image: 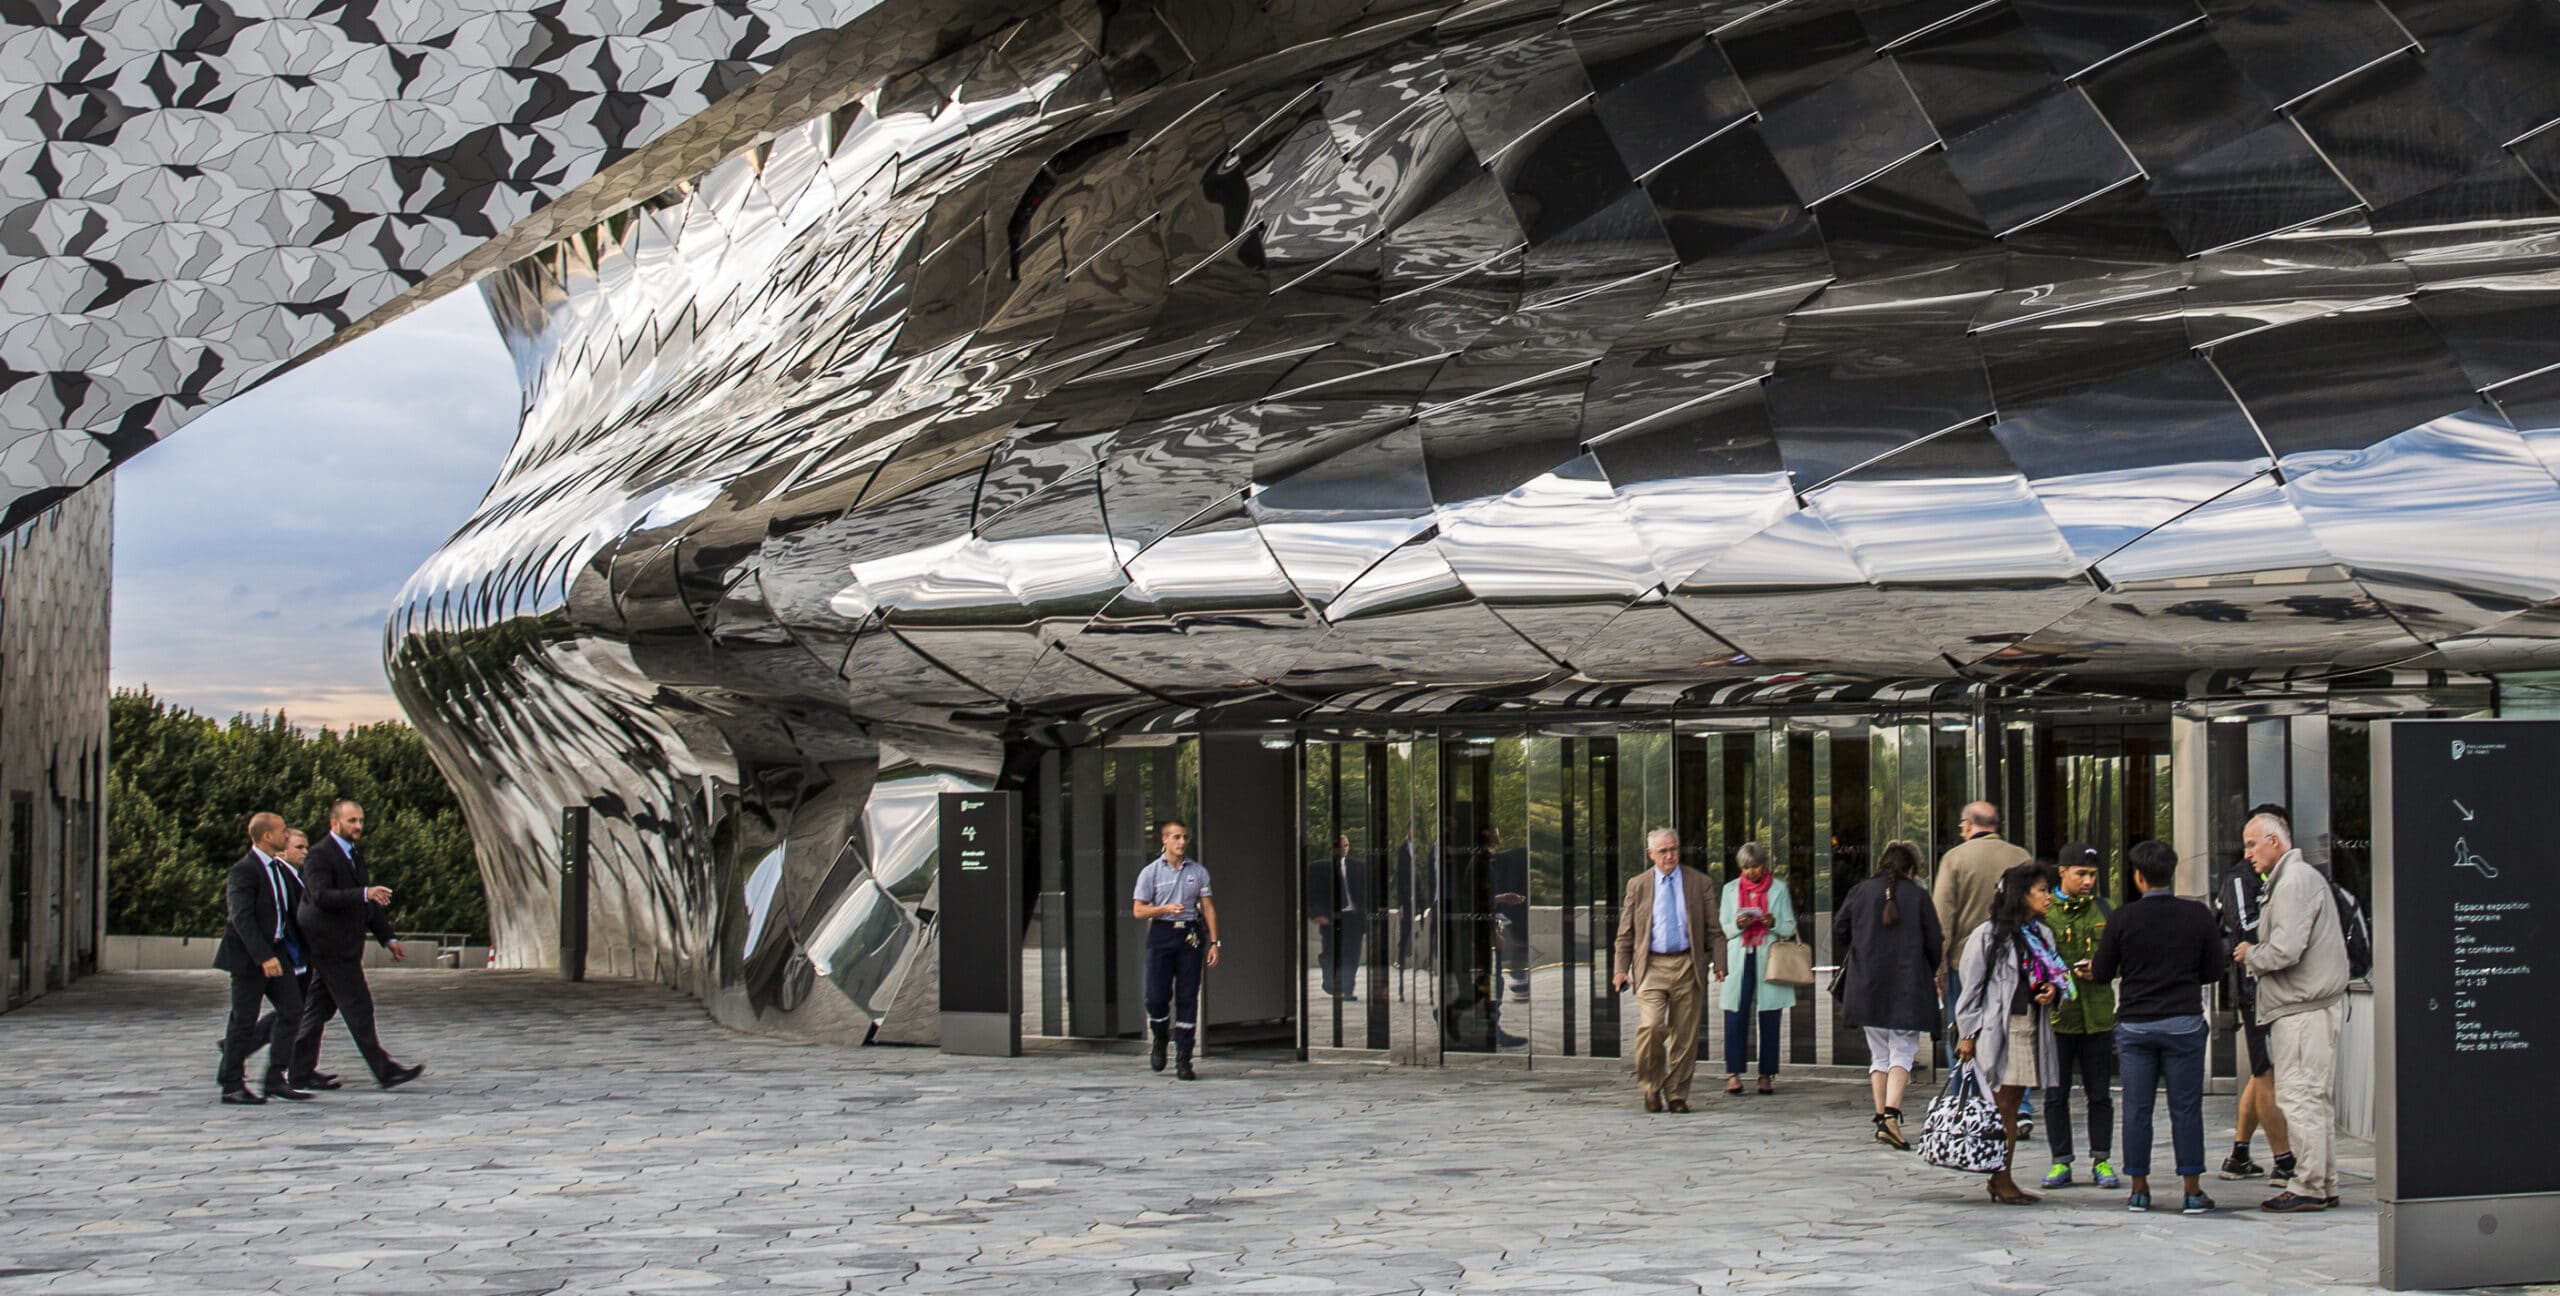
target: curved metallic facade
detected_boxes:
[0,0,1054,526]
[376,0,2560,1035]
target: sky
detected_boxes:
[109,292,522,730]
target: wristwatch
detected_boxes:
[1211,940,1223,947]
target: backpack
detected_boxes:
[2329,880,2373,981]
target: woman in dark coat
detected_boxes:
[1835,839,1944,1150]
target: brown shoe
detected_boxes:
[1667,1098,1691,1113]
[1643,1090,1663,1113]
[1758,1077,1776,1095]
[1725,1075,1743,1095]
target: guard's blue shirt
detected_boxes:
[1650,866,1690,954]
[1133,856,1211,922]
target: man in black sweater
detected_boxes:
[2091,840,2226,1215]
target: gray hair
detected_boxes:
[1646,827,1678,850]
[1735,841,1768,870]
[2246,812,2293,849]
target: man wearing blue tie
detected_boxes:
[1612,828,1724,1113]
[211,812,312,1105]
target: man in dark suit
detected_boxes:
[1306,834,1368,1001]
[213,812,314,1104]
[292,799,424,1090]
[247,829,345,1088]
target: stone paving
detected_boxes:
[0,971,2523,1295]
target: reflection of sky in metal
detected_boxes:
[370,0,2560,1035]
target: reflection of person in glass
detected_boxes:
[1130,819,1219,1080]
[1308,833,1367,1001]
[1720,842,1797,1094]
[1487,826,1530,1004]
[1613,828,1723,1112]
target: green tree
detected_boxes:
[107,687,488,940]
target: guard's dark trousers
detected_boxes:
[293,957,394,1082]
[218,967,305,1091]
[1143,923,1205,1056]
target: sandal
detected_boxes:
[1874,1110,1909,1150]
[1758,1077,1775,1095]
[1725,1075,1743,1095]
[1987,1177,2040,1206]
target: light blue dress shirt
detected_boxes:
[1651,867,1690,953]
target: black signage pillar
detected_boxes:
[2374,719,2560,1289]
[559,806,590,983]
[938,790,1021,1056]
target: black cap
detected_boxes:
[2058,841,2100,866]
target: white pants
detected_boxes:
[1865,1027,1924,1074]
[2268,1001,2343,1199]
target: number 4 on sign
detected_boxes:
[961,826,977,841]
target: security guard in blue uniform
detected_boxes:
[1131,818,1220,1080]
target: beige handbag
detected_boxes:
[1764,934,1816,988]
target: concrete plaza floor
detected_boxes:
[0,971,2513,1295]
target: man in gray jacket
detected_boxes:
[2232,811,2350,1212]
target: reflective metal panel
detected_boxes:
[336,0,2560,1038]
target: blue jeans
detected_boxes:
[1724,950,1781,1076]
[2116,1015,2207,1178]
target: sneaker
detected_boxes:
[2042,1163,2074,1190]
[2325,1196,2342,1209]
[2183,1191,2217,1215]
[2093,1160,2121,1189]
[2261,1192,2327,1213]
[2219,1153,2266,1180]
[2269,1154,2296,1189]
[2126,1190,2151,1211]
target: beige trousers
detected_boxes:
[1634,951,1703,1102]
[2268,1001,2343,1198]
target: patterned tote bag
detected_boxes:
[1915,1061,2007,1173]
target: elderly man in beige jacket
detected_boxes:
[1932,802,2029,1063]
[1614,828,1725,1114]
[2233,811,2350,1213]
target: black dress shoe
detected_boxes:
[221,1089,267,1106]
[263,1081,315,1101]
[292,1073,343,1091]
[378,1062,425,1090]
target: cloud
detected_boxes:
[112,292,521,729]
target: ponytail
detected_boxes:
[1877,840,1921,928]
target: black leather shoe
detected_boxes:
[263,1081,314,1101]
[220,1089,267,1106]
[378,1063,425,1090]
[1175,1055,1198,1081]
[293,1073,344,1091]
[1149,1039,1167,1072]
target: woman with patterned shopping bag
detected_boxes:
[1953,860,2068,1204]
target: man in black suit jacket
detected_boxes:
[1306,834,1369,1000]
[291,799,423,1089]
[212,812,313,1104]
[247,829,345,1086]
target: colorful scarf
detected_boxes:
[2020,924,2076,1001]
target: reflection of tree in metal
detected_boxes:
[362,0,2560,1038]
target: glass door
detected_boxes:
[1440,732,1527,1056]
[1302,736,1435,1060]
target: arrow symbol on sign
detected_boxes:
[2454,798,2475,821]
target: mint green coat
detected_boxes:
[1719,877,1799,1014]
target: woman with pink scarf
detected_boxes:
[1718,841,1798,1095]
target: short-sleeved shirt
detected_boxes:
[1133,856,1212,922]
